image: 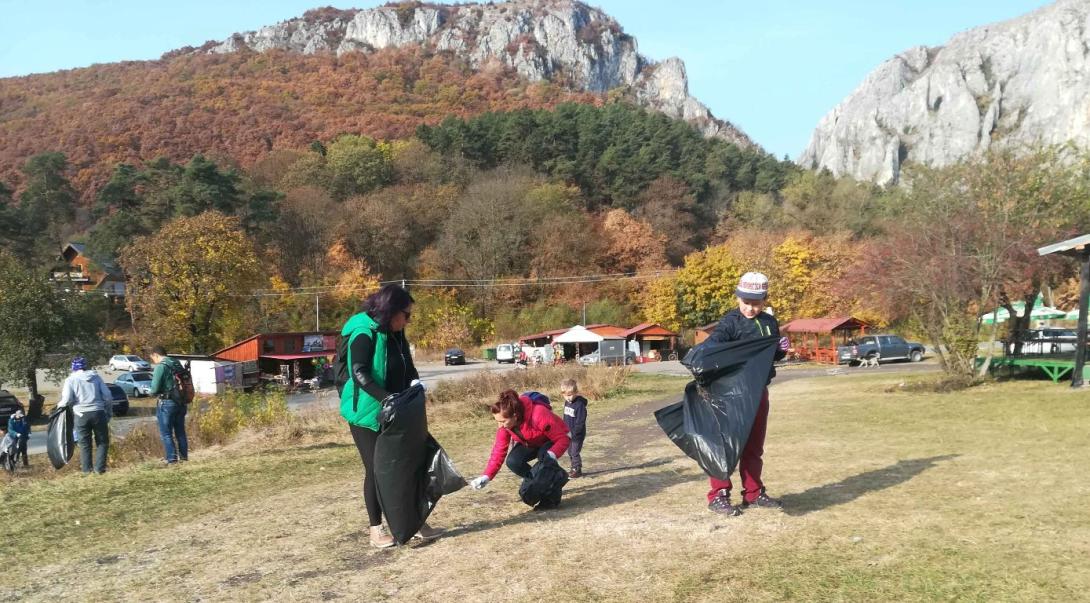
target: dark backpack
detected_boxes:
[170,362,195,405]
[521,391,552,409]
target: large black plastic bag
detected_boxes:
[655,336,778,480]
[374,385,465,543]
[518,449,569,508]
[681,335,778,386]
[47,405,75,469]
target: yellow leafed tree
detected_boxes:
[120,212,263,353]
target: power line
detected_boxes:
[237,269,678,298]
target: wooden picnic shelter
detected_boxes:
[781,317,869,364]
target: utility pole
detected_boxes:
[315,294,320,331]
[582,300,587,326]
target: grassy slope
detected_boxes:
[3,372,1089,601]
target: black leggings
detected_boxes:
[349,424,383,527]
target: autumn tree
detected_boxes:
[638,273,682,331]
[409,289,493,350]
[673,244,746,327]
[598,209,669,273]
[120,212,264,353]
[434,167,543,283]
[858,148,1090,376]
[634,175,708,265]
[339,184,457,279]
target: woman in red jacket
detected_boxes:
[469,390,571,493]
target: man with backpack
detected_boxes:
[149,346,192,464]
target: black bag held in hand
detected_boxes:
[656,336,778,480]
[374,384,465,543]
[46,405,75,469]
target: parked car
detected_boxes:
[837,334,925,365]
[114,371,154,397]
[106,383,129,417]
[109,355,151,372]
[444,348,466,366]
[1020,328,1078,354]
[0,390,25,425]
[578,349,638,367]
[496,343,517,364]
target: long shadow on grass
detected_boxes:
[780,454,959,516]
[442,461,698,539]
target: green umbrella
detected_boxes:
[1030,306,1067,320]
[980,308,1011,325]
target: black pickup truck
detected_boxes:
[837,334,925,365]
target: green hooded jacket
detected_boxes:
[339,312,387,431]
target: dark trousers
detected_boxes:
[75,410,110,474]
[14,435,27,466]
[157,399,188,463]
[349,424,384,527]
[506,442,552,479]
[708,388,770,503]
[568,435,585,472]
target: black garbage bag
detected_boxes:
[518,448,569,508]
[47,405,75,470]
[681,335,779,386]
[374,385,465,543]
[655,336,778,480]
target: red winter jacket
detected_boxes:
[483,395,571,479]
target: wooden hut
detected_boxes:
[781,317,869,364]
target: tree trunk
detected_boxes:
[26,366,44,419]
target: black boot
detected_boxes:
[707,489,741,516]
[741,487,783,509]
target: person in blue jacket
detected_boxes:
[6,409,30,467]
[561,379,588,478]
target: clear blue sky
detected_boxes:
[0,0,1049,158]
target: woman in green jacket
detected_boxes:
[339,283,441,548]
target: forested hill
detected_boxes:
[0,47,593,196]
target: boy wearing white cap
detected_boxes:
[705,272,789,516]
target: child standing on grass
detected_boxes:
[561,379,588,478]
[705,272,789,516]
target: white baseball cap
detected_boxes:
[735,272,769,301]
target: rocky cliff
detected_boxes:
[799,0,1090,184]
[200,0,753,147]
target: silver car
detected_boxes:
[114,371,154,397]
[109,354,151,372]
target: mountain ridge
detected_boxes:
[799,0,1090,184]
[188,0,754,148]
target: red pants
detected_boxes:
[707,388,769,503]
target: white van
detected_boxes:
[496,343,516,364]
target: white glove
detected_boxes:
[410,379,425,392]
[470,475,490,490]
[546,451,557,461]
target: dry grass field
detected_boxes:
[2,370,1088,602]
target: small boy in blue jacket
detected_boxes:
[6,409,30,467]
[561,379,588,478]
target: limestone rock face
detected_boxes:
[800,0,1090,184]
[202,0,754,148]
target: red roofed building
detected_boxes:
[622,323,679,361]
[781,317,869,364]
[214,331,338,386]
